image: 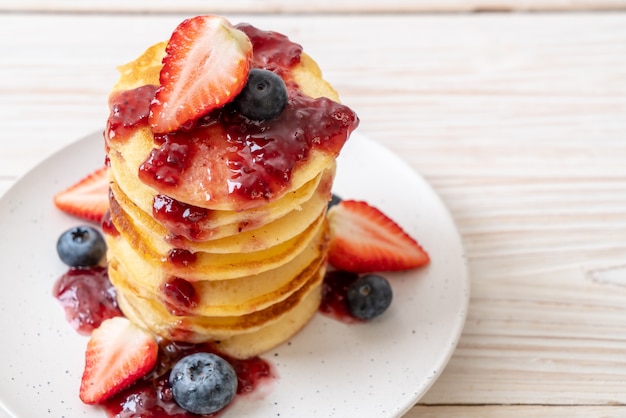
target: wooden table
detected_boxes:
[2,2,626,417]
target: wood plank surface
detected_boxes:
[1,10,626,418]
[409,406,626,417]
[2,0,626,13]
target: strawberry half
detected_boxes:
[327,200,430,273]
[79,317,158,404]
[54,166,109,223]
[149,15,253,133]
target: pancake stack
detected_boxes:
[103,20,358,359]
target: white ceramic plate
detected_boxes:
[0,131,469,418]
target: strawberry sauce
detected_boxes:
[101,208,120,237]
[166,248,197,267]
[105,23,359,216]
[106,84,157,144]
[237,23,303,77]
[319,270,363,324]
[160,277,198,316]
[53,266,123,335]
[152,194,211,242]
[138,91,356,210]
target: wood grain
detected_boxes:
[408,406,626,417]
[1,0,626,13]
[1,10,625,417]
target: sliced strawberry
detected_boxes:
[54,166,109,223]
[327,200,430,273]
[79,317,158,404]
[149,15,253,134]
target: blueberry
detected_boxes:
[169,352,238,415]
[56,225,106,267]
[347,274,393,320]
[234,68,288,120]
[327,193,342,210]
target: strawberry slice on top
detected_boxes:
[79,317,158,404]
[53,166,109,223]
[149,15,253,134]
[327,200,430,273]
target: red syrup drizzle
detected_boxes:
[137,88,357,210]
[106,84,158,144]
[153,195,210,242]
[102,205,120,237]
[167,248,197,267]
[161,249,199,314]
[236,23,303,76]
[52,266,123,335]
[319,270,363,324]
[160,277,198,316]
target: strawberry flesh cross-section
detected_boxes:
[327,200,430,273]
[149,15,253,134]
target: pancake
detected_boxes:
[106,220,329,317]
[103,19,358,358]
[112,258,324,341]
[117,281,324,360]
[213,283,323,360]
[108,164,334,247]
[107,203,327,281]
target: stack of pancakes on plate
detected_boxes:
[103,23,358,359]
